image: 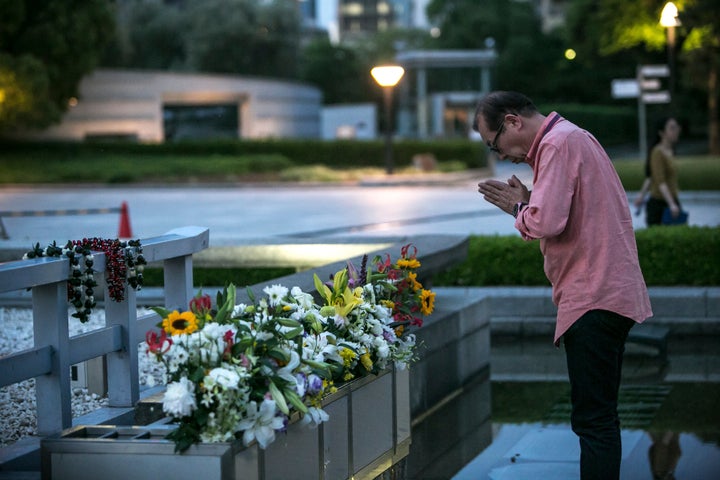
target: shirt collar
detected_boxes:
[526,112,562,166]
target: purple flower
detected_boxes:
[307,374,323,395]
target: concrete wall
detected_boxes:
[475,286,720,336]
[14,69,322,142]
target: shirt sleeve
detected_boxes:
[515,143,577,240]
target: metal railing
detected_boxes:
[0,226,209,436]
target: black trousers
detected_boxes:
[563,309,635,480]
[646,196,681,226]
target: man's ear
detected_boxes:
[506,114,521,130]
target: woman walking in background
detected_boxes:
[633,117,684,226]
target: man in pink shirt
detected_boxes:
[475,91,652,480]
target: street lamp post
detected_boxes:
[660,2,681,107]
[371,65,405,175]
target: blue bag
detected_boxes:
[661,208,688,225]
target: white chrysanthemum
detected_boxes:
[206,367,241,390]
[163,377,196,417]
[375,340,390,359]
[363,284,376,303]
[290,286,315,309]
[232,303,248,317]
[263,284,289,306]
[333,314,348,328]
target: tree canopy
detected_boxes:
[108,0,301,78]
[0,0,115,131]
[564,0,720,152]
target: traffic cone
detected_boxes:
[118,201,133,239]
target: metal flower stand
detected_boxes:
[41,367,410,480]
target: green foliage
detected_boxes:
[117,1,186,69]
[635,226,720,285]
[0,55,55,129]
[537,103,638,146]
[109,0,301,78]
[299,39,374,104]
[0,0,115,131]
[142,267,296,289]
[435,227,720,287]
[0,152,293,184]
[434,235,549,287]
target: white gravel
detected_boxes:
[0,307,164,447]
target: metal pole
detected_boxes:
[637,65,647,161]
[417,68,427,139]
[383,87,394,174]
[639,99,647,161]
[667,25,676,108]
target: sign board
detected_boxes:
[640,64,670,78]
[611,79,639,99]
[641,91,671,104]
[640,78,661,90]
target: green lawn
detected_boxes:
[1,149,717,189]
[613,155,720,191]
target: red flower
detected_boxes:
[376,253,392,273]
[189,293,212,316]
[400,243,417,260]
[223,329,235,359]
[146,329,172,354]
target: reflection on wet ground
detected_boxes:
[455,423,720,480]
[404,335,720,479]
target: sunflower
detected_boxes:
[407,271,423,291]
[420,289,436,316]
[397,258,421,269]
[162,310,199,335]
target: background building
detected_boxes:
[13,70,322,143]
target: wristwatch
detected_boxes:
[512,202,528,218]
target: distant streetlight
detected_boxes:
[371,65,405,175]
[660,2,681,105]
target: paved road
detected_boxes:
[0,162,718,250]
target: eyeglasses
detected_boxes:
[488,119,506,154]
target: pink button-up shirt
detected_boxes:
[515,113,653,345]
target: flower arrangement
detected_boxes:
[313,244,436,382]
[144,244,435,453]
[23,238,146,322]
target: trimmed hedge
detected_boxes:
[0,138,488,171]
[434,226,720,287]
[139,227,719,288]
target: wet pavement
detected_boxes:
[454,423,720,480]
[0,162,718,250]
[1,163,718,479]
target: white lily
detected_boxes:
[237,398,285,449]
